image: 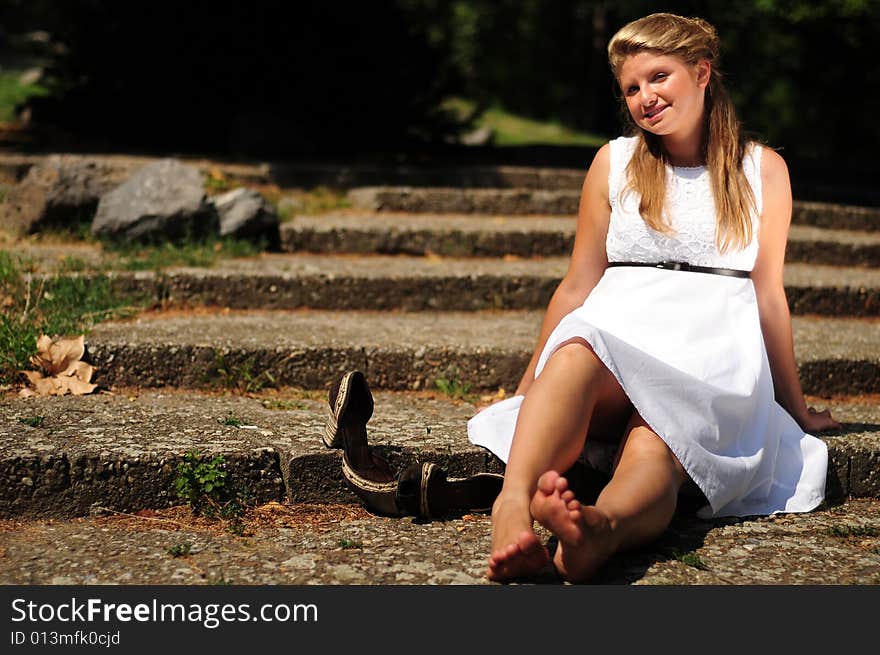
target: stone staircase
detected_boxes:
[2,164,879,584]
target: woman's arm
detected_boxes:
[513,144,613,396]
[750,148,840,433]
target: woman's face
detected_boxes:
[618,51,710,138]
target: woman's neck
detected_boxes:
[659,118,706,167]
[661,135,704,167]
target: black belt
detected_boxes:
[607,261,751,278]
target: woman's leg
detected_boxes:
[488,339,628,581]
[530,412,688,582]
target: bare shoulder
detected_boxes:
[582,142,611,198]
[759,146,791,188]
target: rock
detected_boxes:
[91,159,215,242]
[0,155,122,235]
[211,187,280,248]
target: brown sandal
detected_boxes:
[324,371,506,519]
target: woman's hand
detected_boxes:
[798,406,842,433]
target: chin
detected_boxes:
[639,122,674,137]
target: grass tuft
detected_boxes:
[0,251,147,385]
[827,525,879,538]
[107,237,262,271]
[0,72,49,123]
[441,97,607,147]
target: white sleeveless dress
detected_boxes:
[467,135,828,519]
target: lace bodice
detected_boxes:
[605,136,763,270]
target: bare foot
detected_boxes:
[487,493,550,582]
[530,470,614,582]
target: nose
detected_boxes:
[639,85,657,106]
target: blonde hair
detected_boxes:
[607,13,755,252]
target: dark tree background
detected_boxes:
[0,0,458,154]
[2,0,879,188]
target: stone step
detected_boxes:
[83,310,880,396]
[63,256,880,317]
[2,390,877,519]
[347,187,880,231]
[281,214,880,266]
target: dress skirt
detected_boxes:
[467,266,828,518]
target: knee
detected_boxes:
[622,427,687,481]
[547,340,599,370]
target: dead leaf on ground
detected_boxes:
[19,334,98,398]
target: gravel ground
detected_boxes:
[1,498,878,585]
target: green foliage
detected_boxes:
[827,524,879,538]
[442,97,606,146]
[276,187,351,222]
[435,371,473,400]
[108,237,262,271]
[211,353,276,393]
[0,251,145,384]
[337,538,363,549]
[18,416,45,428]
[166,542,192,557]
[0,71,49,122]
[175,451,228,513]
[204,176,232,194]
[219,414,244,427]
[173,451,254,522]
[669,549,708,570]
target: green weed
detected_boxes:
[212,353,276,393]
[440,97,607,147]
[219,414,244,427]
[109,237,262,271]
[204,176,232,194]
[0,251,145,385]
[56,256,92,274]
[173,451,254,522]
[18,416,45,428]
[337,538,363,550]
[0,72,49,123]
[166,542,192,557]
[827,525,880,538]
[276,186,350,221]
[435,373,473,401]
[670,549,708,570]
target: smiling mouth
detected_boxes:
[644,105,667,119]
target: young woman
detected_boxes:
[466,12,841,583]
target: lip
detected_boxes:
[643,104,668,123]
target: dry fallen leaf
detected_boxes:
[19,334,98,398]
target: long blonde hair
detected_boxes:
[607,13,755,252]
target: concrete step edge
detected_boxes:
[80,310,880,395]
[2,388,877,518]
[42,268,880,317]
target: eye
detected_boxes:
[652,72,668,82]
[625,85,638,96]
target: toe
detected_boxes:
[537,470,560,494]
[554,475,570,494]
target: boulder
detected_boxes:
[0,156,122,235]
[211,187,280,248]
[91,159,215,242]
